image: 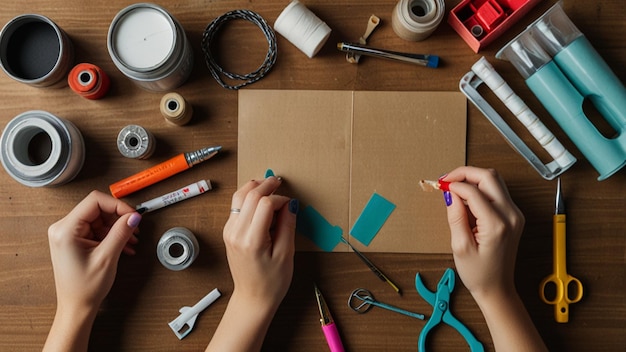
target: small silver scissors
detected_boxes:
[348,288,425,320]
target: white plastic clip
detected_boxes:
[168,288,221,339]
[460,57,576,180]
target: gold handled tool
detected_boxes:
[539,178,583,323]
[341,237,401,295]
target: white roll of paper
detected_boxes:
[274,0,332,58]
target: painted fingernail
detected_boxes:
[443,191,452,206]
[265,169,275,178]
[289,198,299,214]
[127,212,142,228]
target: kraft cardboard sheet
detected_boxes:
[238,90,466,253]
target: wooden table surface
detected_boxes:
[1,0,624,351]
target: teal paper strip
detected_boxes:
[350,193,396,246]
[296,205,343,252]
[265,168,275,178]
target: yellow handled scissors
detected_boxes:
[539,178,583,323]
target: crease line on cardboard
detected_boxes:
[348,90,355,249]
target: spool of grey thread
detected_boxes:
[117,124,156,159]
[157,227,199,271]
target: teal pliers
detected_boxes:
[415,268,484,352]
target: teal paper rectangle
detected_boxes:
[350,193,396,246]
[296,205,343,252]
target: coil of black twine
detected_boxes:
[201,10,277,90]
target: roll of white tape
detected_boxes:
[391,0,445,42]
[274,0,332,58]
[0,110,85,187]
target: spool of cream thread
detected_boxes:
[391,0,445,41]
[274,0,332,58]
[160,92,193,126]
[157,227,199,271]
[116,124,156,159]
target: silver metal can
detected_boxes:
[0,111,85,187]
[0,14,74,88]
[107,3,193,91]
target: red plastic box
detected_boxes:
[448,0,541,52]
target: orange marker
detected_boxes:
[68,63,110,99]
[110,146,221,198]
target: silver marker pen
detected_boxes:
[136,180,212,214]
[337,42,439,68]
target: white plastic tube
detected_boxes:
[471,57,576,169]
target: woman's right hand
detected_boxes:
[440,166,525,300]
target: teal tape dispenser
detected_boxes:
[496,2,626,180]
